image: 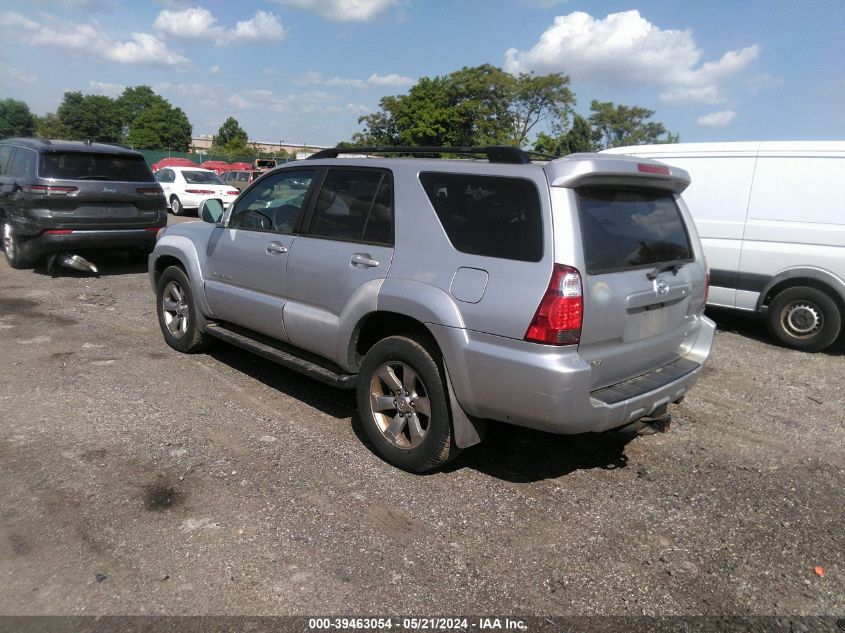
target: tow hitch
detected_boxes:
[637,404,672,434]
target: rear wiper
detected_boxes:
[647,262,685,280]
[75,175,111,180]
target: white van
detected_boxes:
[604,142,845,351]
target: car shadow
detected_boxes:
[31,250,150,278]
[706,306,845,356]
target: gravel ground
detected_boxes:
[0,217,843,623]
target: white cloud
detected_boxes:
[154,8,286,45]
[504,10,759,106]
[293,71,414,89]
[2,11,190,69]
[346,104,370,116]
[226,89,336,114]
[269,0,397,22]
[697,110,736,127]
[5,67,38,84]
[745,73,785,95]
[88,80,125,96]
[37,0,117,11]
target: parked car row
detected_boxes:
[150,157,283,174]
[153,166,239,216]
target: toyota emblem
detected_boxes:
[656,279,669,295]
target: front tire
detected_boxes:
[356,335,460,472]
[170,196,184,216]
[156,266,211,353]
[766,286,842,352]
[2,222,32,269]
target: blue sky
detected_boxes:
[2,0,843,147]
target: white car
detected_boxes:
[154,166,239,216]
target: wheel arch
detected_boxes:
[151,238,213,319]
[758,267,845,315]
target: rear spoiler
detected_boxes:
[544,153,690,194]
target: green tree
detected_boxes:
[354,64,575,148]
[126,101,192,151]
[0,99,36,138]
[35,112,69,140]
[534,113,596,156]
[57,91,121,142]
[588,100,679,150]
[214,117,249,153]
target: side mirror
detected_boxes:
[199,198,224,224]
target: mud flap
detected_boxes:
[444,366,486,448]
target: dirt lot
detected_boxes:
[0,217,843,624]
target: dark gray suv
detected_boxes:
[0,138,166,269]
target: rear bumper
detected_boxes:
[19,228,162,260]
[432,314,716,434]
[175,193,237,210]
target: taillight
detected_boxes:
[185,188,214,195]
[637,163,670,175]
[226,190,239,196]
[145,227,162,233]
[43,229,73,235]
[22,184,78,195]
[137,187,163,197]
[525,264,583,345]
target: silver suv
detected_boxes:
[149,146,715,472]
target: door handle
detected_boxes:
[351,253,379,268]
[266,241,289,254]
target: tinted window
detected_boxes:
[155,169,175,183]
[8,148,36,180]
[419,172,543,262]
[228,169,314,233]
[576,187,693,275]
[362,177,393,245]
[0,145,13,175]
[308,170,389,242]
[182,170,224,185]
[40,152,153,182]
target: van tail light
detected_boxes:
[704,258,710,303]
[137,187,164,197]
[525,264,583,345]
[185,188,214,195]
[23,184,78,196]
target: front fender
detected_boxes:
[150,235,213,318]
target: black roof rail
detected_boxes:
[307,146,553,164]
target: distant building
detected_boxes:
[190,137,330,156]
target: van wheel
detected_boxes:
[766,286,842,352]
[170,196,184,216]
[156,266,211,353]
[357,336,460,473]
[2,222,32,269]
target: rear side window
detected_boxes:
[182,170,224,185]
[419,173,543,262]
[307,169,393,245]
[40,152,153,182]
[8,148,36,179]
[0,145,13,175]
[576,187,693,275]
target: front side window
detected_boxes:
[419,172,543,262]
[40,152,152,181]
[576,187,693,275]
[228,169,314,233]
[307,169,391,243]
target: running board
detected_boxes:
[204,322,357,389]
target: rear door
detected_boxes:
[572,185,705,389]
[283,167,394,362]
[40,151,162,228]
[203,168,316,341]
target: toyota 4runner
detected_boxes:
[149,146,715,472]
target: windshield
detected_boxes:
[40,152,153,182]
[183,170,224,185]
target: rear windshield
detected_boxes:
[183,170,224,185]
[40,152,153,182]
[419,172,543,262]
[576,187,693,275]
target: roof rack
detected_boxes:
[307,146,554,165]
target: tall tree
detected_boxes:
[354,64,575,148]
[534,113,596,156]
[57,92,122,142]
[35,112,69,140]
[126,101,192,151]
[589,100,679,150]
[214,117,249,150]
[0,99,36,138]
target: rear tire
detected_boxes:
[356,335,460,473]
[766,286,841,352]
[2,221,33,269]
[170,196,184,216]
[156,266,211,353]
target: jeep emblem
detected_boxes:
[656,279,669,295]
[102,187,118,194]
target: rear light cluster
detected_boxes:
[137,187,164,197]
[43,229,73,235]
[637,162,671,175]
[185,188,215,195]
[227,190,239,196]
[524,264,583,346]
[23,184,78,195]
